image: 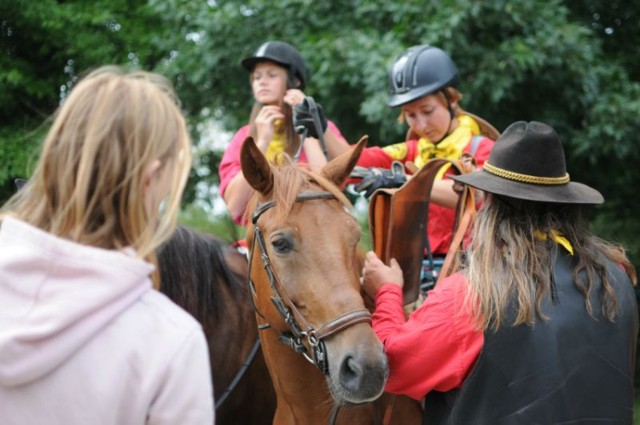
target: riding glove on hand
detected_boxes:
[293,97,327,139]
[352,161,407,198]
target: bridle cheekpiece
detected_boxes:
[248,191,372,375]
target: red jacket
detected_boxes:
[372,275,483,400]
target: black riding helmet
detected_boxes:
[241,41,308,90]
[387,45,459,108]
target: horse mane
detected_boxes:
[246,155,353,225]
[157,225,246,321]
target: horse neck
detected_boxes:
[258,326,338,423]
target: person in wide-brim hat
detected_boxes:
[452,120,603,204]
[361,119,637,424]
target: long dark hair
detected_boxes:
[465,195,636,331]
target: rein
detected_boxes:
[248,191,372,375]
[214,336,261,410]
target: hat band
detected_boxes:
[484,162,570,185]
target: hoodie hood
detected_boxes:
[0,216,154,386]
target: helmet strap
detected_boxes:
[442,89,455,120]
[433,90,455,144]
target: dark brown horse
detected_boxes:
[157,225,276,424]
[241,136,422,424]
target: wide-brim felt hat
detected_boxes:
[452,121,604,204]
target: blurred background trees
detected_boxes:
[2,0,639,262]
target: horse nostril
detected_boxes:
[337,352,388,400]
[339,355,362,391]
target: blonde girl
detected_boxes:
[0,66,214,425]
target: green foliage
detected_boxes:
[0,125,44,201]
[0,0,172,203]
[2,0,640,266]
[178,204,245,243]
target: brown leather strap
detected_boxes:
[368,156,478,302]
[438,184,475,283]
[369,158,452,304]
[273,277,372,342]
[437,156,477,282]
[315,309,372,339]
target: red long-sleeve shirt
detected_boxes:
[372,274,483,400]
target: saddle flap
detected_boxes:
[369,158,451,305]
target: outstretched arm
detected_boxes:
[431,179,458,209]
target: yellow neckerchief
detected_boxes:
[533,230,574,255]
[382,114,480,180]
[265,119,286,163]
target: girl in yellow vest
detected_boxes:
[352,45,499,286]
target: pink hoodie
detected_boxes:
[0,216,214,425]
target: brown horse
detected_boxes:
[157,225,276,425]
[241,136,422,425]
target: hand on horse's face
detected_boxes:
[362,251,404,298]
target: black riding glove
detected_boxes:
[293,97,327,139]
[351,161,407,198]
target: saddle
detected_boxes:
[368,156,476,305]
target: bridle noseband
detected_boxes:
[248,191,372,375]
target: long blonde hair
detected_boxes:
[2,66,192,274]
[466,195,636,331]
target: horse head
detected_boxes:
[242,136,389,410]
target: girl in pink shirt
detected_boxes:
[218,40,350,223]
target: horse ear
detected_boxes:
[240,136,273,195]
[321,136,368,187]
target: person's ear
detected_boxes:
[143,159,162,189]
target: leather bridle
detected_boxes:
[248,191,372,375]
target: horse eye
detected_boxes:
[271,237,292,254]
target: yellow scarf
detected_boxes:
[265,119,286,163]
[533,230,574,255]
[383,115,481,180]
